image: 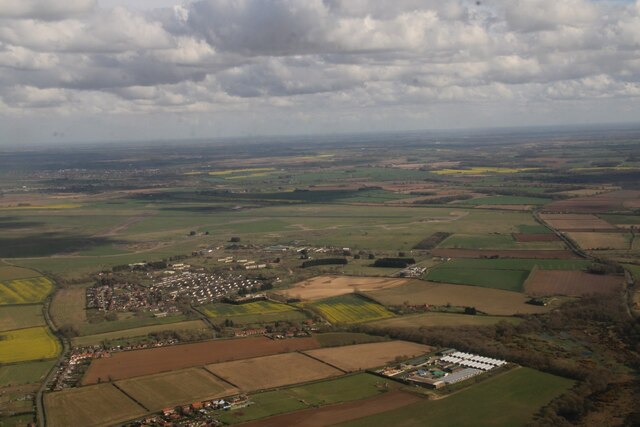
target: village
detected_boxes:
[87,264,269,312]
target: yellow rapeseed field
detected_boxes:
[311,295,394,324]
[0,326,61,363]
[0,276,54,305]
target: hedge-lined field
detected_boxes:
[0,276,54,305]
[310,294,394,324]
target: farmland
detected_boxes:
[1,128,639,426]
[367,281,550,315]
[116,368,237,412]
[217,373,402,425]
[0,276,53,305]
[0,360,55,387]
[524,270,623,297]
[71,320,210,347]
[277,275,410,301]
[206,352,342,391]
[566,232,631,250]
[0,265,41,281]
[231,390,421,427]
[425,258,591,292]
[304,341,431,372]
[202,300,305,324]
[50,285,87,330]
[82,336,321,384]
[308,294,395,324]
[370,313,522,329]
[44,383,146,427]
[0,326,60,363]
[340,368,574,427]
[0,304,45,331]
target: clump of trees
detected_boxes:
[373,257,416,268]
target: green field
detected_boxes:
[202,300,307,324]
[340,368,574,427]
[438,233,564,250]
[218,373,398,425]
[0,326,61,363]
[0,265,41,281]
[72,320,210,347]
[315,332,389,347]
[0,360,55,387]
[78,312,189,336]
[461,195,552,206]
[370,313,522,328]
[426,258,590,292]
[0,276,53,305]
[0,304,45,332]
[309,294,394,324]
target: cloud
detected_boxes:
[0,0,96,20]
[1,0,640,142]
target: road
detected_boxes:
[36,294,70,427]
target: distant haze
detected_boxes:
[1,0,640,144]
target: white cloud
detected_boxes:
[0,0,639,143]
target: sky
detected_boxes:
[1,0,639,144]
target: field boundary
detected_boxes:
[294,351,348,374]
[111,382,150,412]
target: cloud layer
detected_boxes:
[1,0,640,142]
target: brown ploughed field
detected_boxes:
[82,336,320,385]
[539,214,615,231]
[543,190,640,213]
[206,352,343,392]
[524,270,623,297]
[236,390,423,427]
[303,341,430,372]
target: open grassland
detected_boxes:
[0,414,36,427]
[0,360,55,387]
[116,368,237,412]
[0,265,41,281]
[50,284,87,330]
[278,275,410,301]
[304,341,430,372]
[438,233,565,250]
[309,294,394,324]
[217,373,403,425]
[206,352,343,392]
[0,276,53,305]
[44,383,146,427]
[566,232,631,250]
[340,368,574,427]
[367,281,550,315]
[0,326,60,363]
[524,270,623,297]
[72,320,210,347]
[0,304,44,331]
[82,336,321,384]
[370,313,522,329]
[315,332,388,347]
